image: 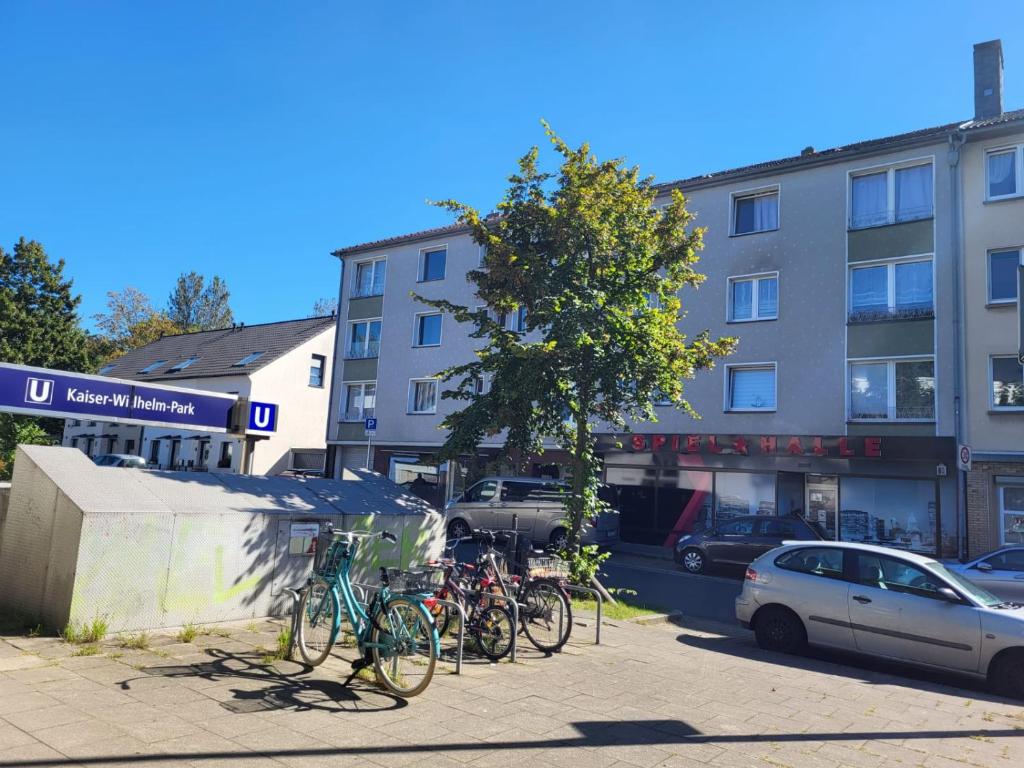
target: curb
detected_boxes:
[627,610,683,626]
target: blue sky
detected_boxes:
[2,1,1022,331]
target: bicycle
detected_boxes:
[294,525,440,698]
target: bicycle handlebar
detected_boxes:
[325,525,397,544]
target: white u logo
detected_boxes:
[253,406,272,429]
[25,378,53,405]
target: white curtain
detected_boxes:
[752,194,778,231]
[895,165,932,221]
[371,261,386,294]
[414,381,436,412]
[731,280,753,320]
[355,263,373,295]
[988,151,1017,197]
[851,266,888,311]
[894,261,932,309]
[851,173,888,227]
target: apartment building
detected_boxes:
[64,316,336,476]
[325,41,1023,558]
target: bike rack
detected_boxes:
[430,597,468,674]
[561,583,602,645]
[282,586,305,660]
[476,591,519,663]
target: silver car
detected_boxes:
[444,476,620,548]
[735,541,1024,697]
[947,547,1024,604]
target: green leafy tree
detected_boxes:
[0,238,91,479]
[416,125,735,575]
[167,271,233,331]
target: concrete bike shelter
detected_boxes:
[0,445,445,633]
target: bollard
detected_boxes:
[431,597,467,674]
[562,583,602,645]
[282,586,304,660]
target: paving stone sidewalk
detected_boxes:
[0,612,1022,768]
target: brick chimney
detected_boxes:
[973,39,1004,120]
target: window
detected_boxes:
[291,450,326,472]
[999,484,1024,545]
[218,441,234,469]
[414,313,442,346]
[774,547,844,579]
[347,320,381,359]
[473,376,489,395]
[980,549,1024,572]
[478,244,487,267]
[987,145,1022,200]
[728,274,778,322]
[849,259,933,320]
[353,258,386,297]
[511,306,527,333]
[137,360,167,374]
[98,363,116,375]
[124,439,135,455]
[854,553,945,599]
[309,354,326,387]
[715,471,776,521]
[167,357,199,373]
[841,477,937,552]
[726,364,777,411]
[465,480,498,502]
[233,352,265,367]
[732,189,778,235]
[408,379,438,414]
[849,358,934,421]
[420,248,446,282]
[342,382,376,421]
[760,519,800,538]
[989,249,1020,304]
[991,357,1024,409]
[149,440,160,464]
[850,162,932,229]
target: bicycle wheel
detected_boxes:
[473,604,514,661]
[521,579,572,653]
[296,581,340,666]
[370,595,437,698]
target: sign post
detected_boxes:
[957,444,972,473]
[1018,259,1024,367]
[364,417,377,470]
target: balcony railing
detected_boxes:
[345,342,380,360]
[849,205,933,230]
[848,304,934,324]
[342,408,375,422]
[351,284,385,298]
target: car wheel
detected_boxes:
[754,606,807,654]
[447,518,471,540]
[549,528,568,551]
[988,649,1024,699]
[680,548,706,574]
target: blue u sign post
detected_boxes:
[0,362,236,431]
[247,401,279,434]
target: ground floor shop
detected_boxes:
[597,433,958,558]
[966,454,1024,557]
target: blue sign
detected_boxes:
[0,362,236,432]
[248,401,279,433]
[364,417,377,432]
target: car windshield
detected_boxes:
[925,561,1003,607]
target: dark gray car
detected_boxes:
[674,515,825,573]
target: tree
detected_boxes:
[93,287,183,357]
[416,125,735,578]
[311,297,339,317]
[167,272,233,331]
[0,238,91,479]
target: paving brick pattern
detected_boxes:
[0,614,1022,768]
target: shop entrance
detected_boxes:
[805,474,839,540]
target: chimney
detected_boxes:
[973,39,1004,120]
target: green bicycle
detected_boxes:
[295,526,440,698]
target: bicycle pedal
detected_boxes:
[350,656,372,671]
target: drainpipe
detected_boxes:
[324,259,345,478]
[948,129,967,559]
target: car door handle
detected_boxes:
[852,595,872,604]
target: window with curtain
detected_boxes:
[347,319,381,358]
[850,164,933,228]
[989,249,1020,303]
[409,379,438,413]
[850,266,888,313]
[733,190,778,235]
[895,164,932,222]
[343,382,376,421]
[850,259,933,319]
[987,148,1019,199]
[727,365,776,410]
[353,259,386,297]
[992,357,1024,409]
[894,261,933,309]
[729,274,778,321]
[851,172,888,228]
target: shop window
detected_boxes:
[657,469,712,542]
[714,471,776,523]
[606,466,658,544]
[1000,484,1024,545]
[839,476,936,553]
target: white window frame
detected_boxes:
[727,272,779,323]
[473,374,490,396]
[846,355,936,422]
[412,312,443,347]
[346,318,382,359]
[724,362,778,413]
[998,482,1024,545]
[418,245,447,282]
[351,257,387,298]
[511,306,527,333]
[408,378,439,414]
[341,381,376,422]
[985,144,1024,202]
[990,355,1024,411]
[987,247,1022,305]
[730,186,780,236]
[848,158,934,230]
[847,255,935,318]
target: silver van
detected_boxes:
[443,476,620,549]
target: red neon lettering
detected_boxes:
[865,437,882,458]
[733,436,749,455]
[760,436,777,454]
[838,437,854,457]
[686,435,701,453]
[631,434,647,451]
[812,437,828,456]
[787,437,804,455]
[670,435,681,451]
[708,436,723,454]
[651,435,667,451]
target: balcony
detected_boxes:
[342,409,375,422]
[345,342,380,360]
[849,205,932,231]
[351,284,385,299]
[848,304,934,324]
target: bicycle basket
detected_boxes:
[385,568,445,595]
[314,533,347,578]
[526,556,569,579]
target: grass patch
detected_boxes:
[71,644,100,657]
[61,617,108,645]
[276,629,291,660]
[571,590,664,621]
[177,623,198,643]
[245,621,259,633]
[118,632,151,650]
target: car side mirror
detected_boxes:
[976,562,993,573]
[937,587,961,603]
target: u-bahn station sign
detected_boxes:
[0,362,236,432]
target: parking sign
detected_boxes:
[364,417,377,435]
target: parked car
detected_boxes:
[735,541,1024,697]
[443,476,620,548]
[92,453,146,468]
[947,546,1024,603]
[674,514,824,573]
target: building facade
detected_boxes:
[64,316,336,476]
[325,41,1023,558]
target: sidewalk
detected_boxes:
[0,611,1022,767]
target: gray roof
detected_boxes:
[332,108,1024,257]
[100,316,336,382]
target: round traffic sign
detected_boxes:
[960,445,971,466]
